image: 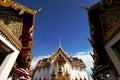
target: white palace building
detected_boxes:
[32,44,90,80]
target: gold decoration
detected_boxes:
[101,5,120,43]
[0,12,23,39]
[0,0,13,7]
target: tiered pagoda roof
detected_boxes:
[35,44,86,69]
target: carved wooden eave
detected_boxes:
[88,0,119,12]
[80,4,90,12]
[0,0,36,15]
[0,23,22,50]
[87,1,102,12]
[88,0,120,15]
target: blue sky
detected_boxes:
[14,0,100,73]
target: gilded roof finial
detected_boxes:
[59,37,62,48]
[34,8,42,14]
[80,4,90,12]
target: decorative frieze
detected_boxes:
[0,12,23,39]
[101,5,120,39]
[0,26,21,50]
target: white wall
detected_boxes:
[0,34,20,80]
[33,60,88,80]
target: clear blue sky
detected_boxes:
[14,0,100,73]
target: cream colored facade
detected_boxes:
[32,45,89,80]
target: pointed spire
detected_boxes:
[59,37,62,48]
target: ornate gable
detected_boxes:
[49,44,72,63]
[33,44,88,80]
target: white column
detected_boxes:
[0,50,19,80]
[0,35,20,80]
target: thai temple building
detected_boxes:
[85,0,120,79]
[32,44,89,80]
[0,0,38,79]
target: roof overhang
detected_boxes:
[0,0,36,15]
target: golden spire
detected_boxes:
[59,37,62,48]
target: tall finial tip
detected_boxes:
[34,8,42,14]
[59,37,62,48]
[80,4,90,12]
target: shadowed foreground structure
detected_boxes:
[0,0,37,79]
[87,0,120,79]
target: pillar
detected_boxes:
[0,34,20,80]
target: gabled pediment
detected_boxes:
[49,45,72,63]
